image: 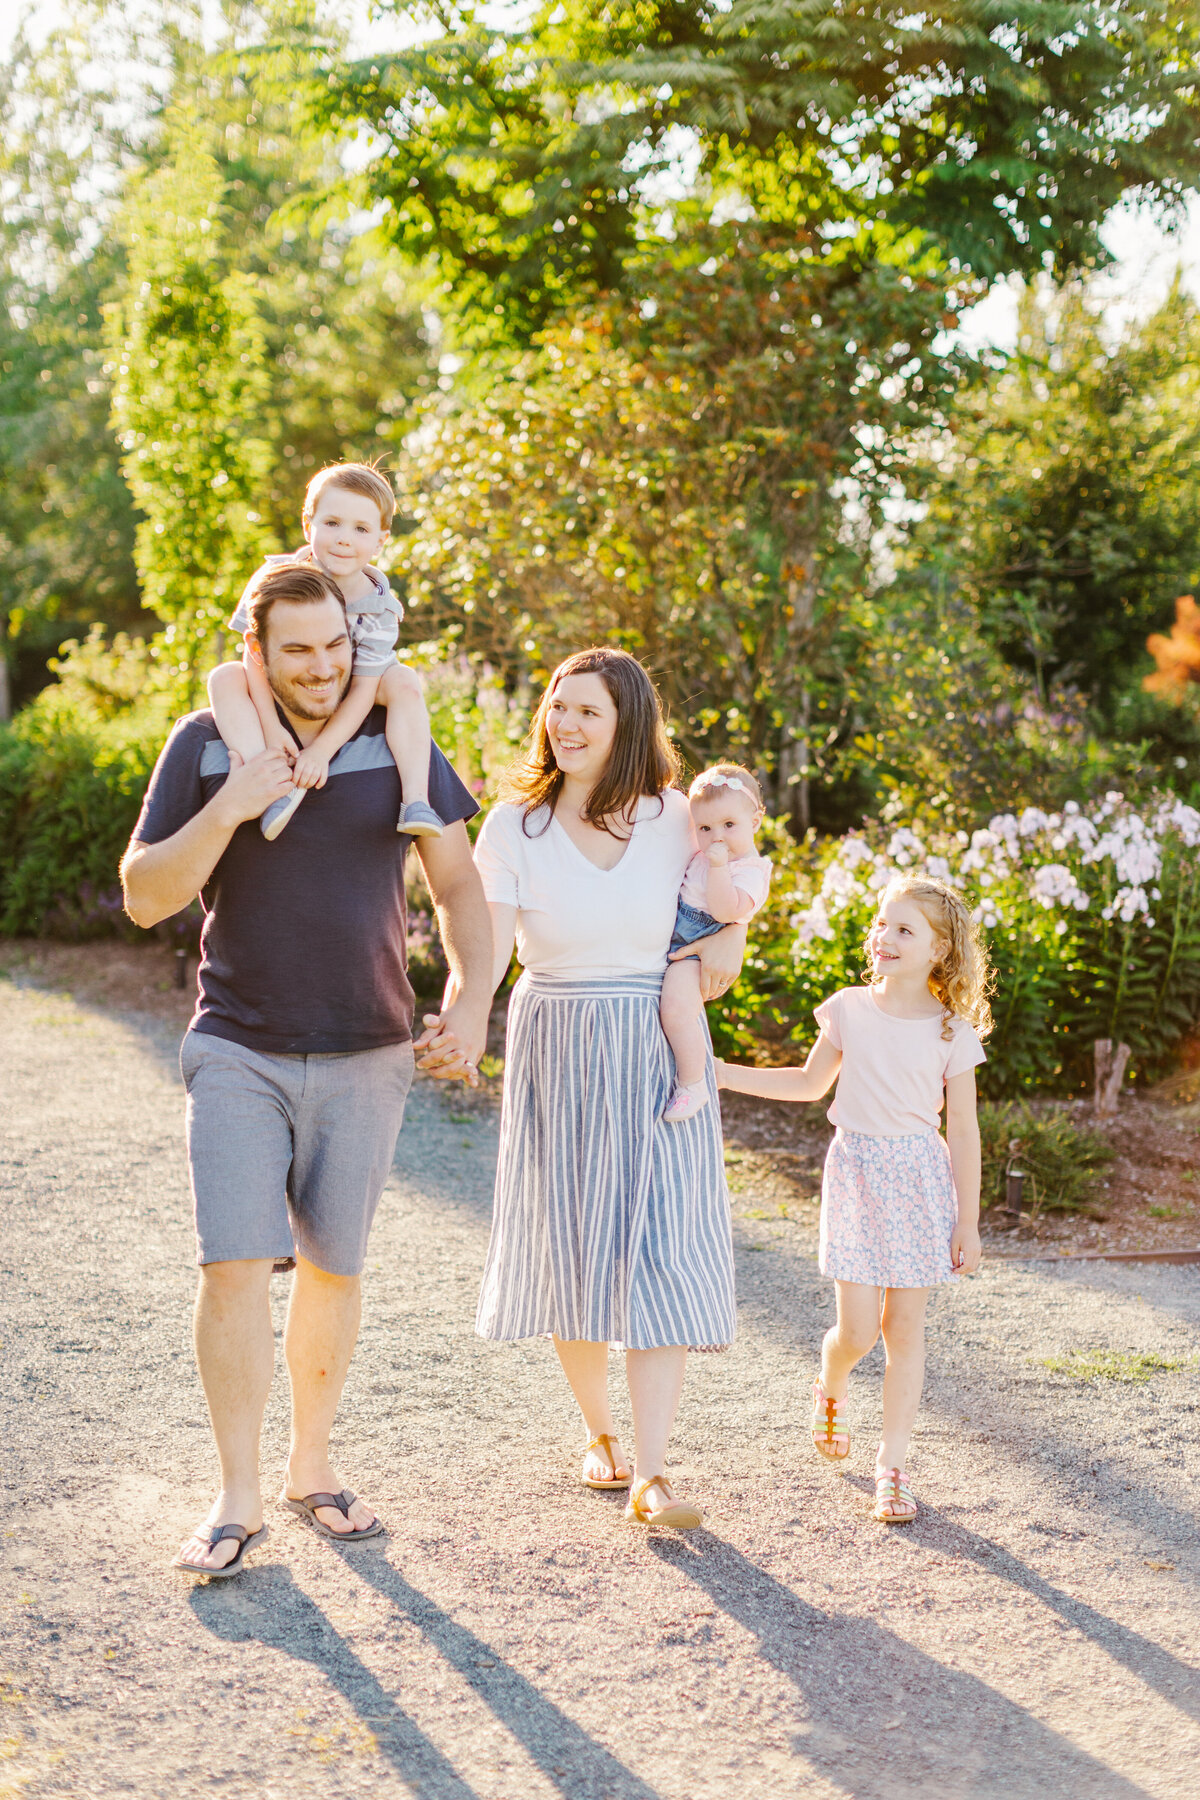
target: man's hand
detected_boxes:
[413,996,489,1086]
[951,1223,982,1275]
[671,923,746,1002]
[216,748,295,827]
[291,742,332,790]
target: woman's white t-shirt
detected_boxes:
[474,790,694,978]
[814,985,986,1137]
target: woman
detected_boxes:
[471,647,743,1528]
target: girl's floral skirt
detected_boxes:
[819,1128,959,1288]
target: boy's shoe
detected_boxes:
[663,1081,709,1123]
[261,787,307,841]
[397,801,444,838]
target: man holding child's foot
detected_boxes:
[121,563,492,1576]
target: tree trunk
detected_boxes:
[784,563,815,833]
[0,647,10,724]
[1093,1039,1131,1118]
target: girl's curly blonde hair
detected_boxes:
[869,875,994,1040]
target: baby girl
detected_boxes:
[661,764,772,1121]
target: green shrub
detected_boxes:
[0,632,173,939]
[977,1101,1114,1214]
[713,795,1200,1096]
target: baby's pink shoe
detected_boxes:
[663,1081,709,1123]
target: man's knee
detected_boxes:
[198,1257,275,1299]
[294,1255,360,1293]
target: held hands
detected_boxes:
[291,742,333,791]
[951,1223,983,1276]
[413,1000,489,1087]
[219,748,295,827]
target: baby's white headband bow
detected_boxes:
[692,772,753,800]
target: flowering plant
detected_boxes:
[711,793,1200,1096]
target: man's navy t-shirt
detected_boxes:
[133,708,478,1055]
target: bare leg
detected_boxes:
[208,663,268,763]
[625,1345,688,1486]
[553,1336,631,1483]
[379,662,432,809]
[820,1279,882,1400]
[659,958,708,1087]
[877,1286,930,1472]
[282,1257,378,1534]
[175,1258,274,1571]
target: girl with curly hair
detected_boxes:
[715,874,993,1525]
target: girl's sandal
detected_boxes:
[873,1468,918,1525]
[811,1377,851,1463]
[623,1475,703,1530]
[582,1433,632,1490]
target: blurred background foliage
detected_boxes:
[2,0,1200,1089]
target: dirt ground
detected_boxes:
[2,941,1199,1799]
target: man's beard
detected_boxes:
[262,661,351,722]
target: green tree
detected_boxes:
[310,2,1200,343]
[919,285,1200,712]
[0,7,143,717]
[107,128,276,693]
[396,218,965,825]
[2,0,435,706]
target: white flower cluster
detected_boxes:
[791,792,1200,950]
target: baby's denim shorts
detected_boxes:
[668,900,724,959]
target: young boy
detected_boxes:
[207,460,443,841]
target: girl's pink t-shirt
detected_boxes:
[814,985,986,1138]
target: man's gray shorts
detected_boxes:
[180,1030,415,1275]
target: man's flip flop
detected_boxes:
[171,1522,268,1579]
[279,1488,385,1542]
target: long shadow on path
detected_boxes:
[191,1566,482,1800]
[191,1558,663,1800]
[907,1498,1200,1726]
[647,1531,1161,1800]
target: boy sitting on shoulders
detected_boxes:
[208,459,443,842]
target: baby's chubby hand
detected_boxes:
[291,743,332,790]
[705,842,731,867]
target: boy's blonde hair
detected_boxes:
[302,460,396,530]
[874,874,994,1040]
[688,762,764,810]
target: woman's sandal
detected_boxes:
[811,1377,851,1463]
[874,1468,918,1525]
[280,1488,385,1542]
[623,1475,703,1531]
[581,1432,632,1489]
[172,1522,268,1579]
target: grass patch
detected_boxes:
[1039,1349,1187,1384]
[1148,1204,1182,1219]
[979,1101,1114,1214]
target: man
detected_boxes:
[121,564,492,1576]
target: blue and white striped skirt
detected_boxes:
[476,973,736,1351]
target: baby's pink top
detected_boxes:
[814,985,986,1137]
[679,850,772,916]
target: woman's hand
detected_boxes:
[674,922,746,1002]
[413,1004,487,1087]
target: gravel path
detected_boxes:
[2,968,1199,1800]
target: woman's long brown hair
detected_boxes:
[499,647,681,836]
